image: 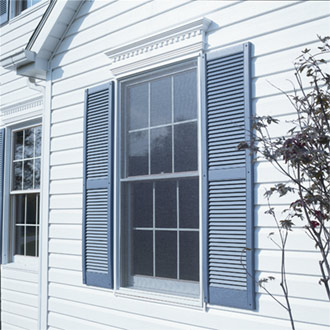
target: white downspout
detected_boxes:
[26,77,45,93]
[26,75,50,330]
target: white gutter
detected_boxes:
[0,49,36,70]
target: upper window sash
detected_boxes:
[11,125,42,193]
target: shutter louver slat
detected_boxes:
[205,43,254,309]
[0,129,5,264]
[83,83,114,289]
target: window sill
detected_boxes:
[2,255,39,273]
[115,287,203,309]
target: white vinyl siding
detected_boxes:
[0,2,48,329]
[44,1,330,329]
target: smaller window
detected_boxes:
[11,125,41,258]
[13,0,41,18]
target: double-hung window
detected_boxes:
[120,61,200,296]
[83,40,255,310]
[11,125,41,258]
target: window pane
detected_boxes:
[26,194,37,224]
[174,70,197,122]
[35,126,42,157]
[14,131,23,160]
[26,226,36,256]
[13,161,23,190]
[133,230,153,276]
[179,179,199,228]
[128,131,148,176]
[131,182,153,228]
[23,160,33,190]
[155,180,176,228]
[150,77,172,126]
[128,83,148,130]
[15,226,25,255]
[179,231,199,281]
[174,122,197,172]
[150,127,172,174]
[155,231,177,279]
[24,128,34,159]
[34,158,41,189]
[15,195,25,224]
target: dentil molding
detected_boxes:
[105,18,212,77]
[0,96,43,125]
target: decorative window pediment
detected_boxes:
[105,18,211,77]
[0,96,43,125]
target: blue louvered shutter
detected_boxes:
[0,0,9,25]
[83,82,114,288]
[0,128,5,264]
[205,43,255,309]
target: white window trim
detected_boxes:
[2,119,42,271]
[109,18,211,308]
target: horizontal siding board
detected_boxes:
[50,194,82,209]
[1,289,38,307]
[1,301,38,321]
[1,278,38,296]
[0,268,38,283]
[49,254,82,272]
[51,104,84,123]
[47,282,330,328]
[48,297,205,330]
[49,209,82,224]
[1,312,38,330]
[255,182,297,205]
[1,323,27,330]
[256,250,322,276]
[51,133,83,152]
[256,272,329,301]
[51,118,84,137]
[49,225,82,241]
[48,312,123,330]
[207,1,329,52]
[255,228,316,251]
[49,239,82,255]
[50,179,83,194]
[0,88,40,107]
[50,164,83,180]
[50,148,83,166]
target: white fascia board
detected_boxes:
[28,0,82,56]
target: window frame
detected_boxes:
[113,56,206,306]
[2,119,42,269]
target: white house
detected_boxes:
[0,1,329,329]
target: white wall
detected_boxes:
[46,1,330,329]
[0,2,48,329]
